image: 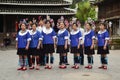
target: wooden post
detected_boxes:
[3,15,6,33]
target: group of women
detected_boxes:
[16,19,110,71]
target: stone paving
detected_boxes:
[0,49,120,80]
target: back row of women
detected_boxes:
[16,20,110,71]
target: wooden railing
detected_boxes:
[0,0,70,4]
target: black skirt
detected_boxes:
[84,46,95,55]
[29,48,41,56]
[56,45,69,53]
[97,46,109,54]
[43,44,55,54]
[71,46,81,54]
[17,48,28,55]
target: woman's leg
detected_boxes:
[45,54,49,68]
[17,55,23,70]
[19,55,23,67]
[22,55,28,70]
[76,53,80,65]
[65,53,69,65]
[102,54,108,69]
[73,53,80,69]
[80,50,84,65]
[36,55,40,70]
[59,53,62,65]
[36,56,40,66]
[85,54,93,69]
[99,54,104,68]
[27,54,31,67]
[88,54,93,66]
[32,56,35,67]
[29,55,35,69]
[50,53,54,66]
[62,53,67,67]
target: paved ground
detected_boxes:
[0,49,120,80]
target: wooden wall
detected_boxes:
[98,0,120,19]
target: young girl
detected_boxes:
[77,20,84,65]
[84,23,95,69]
[42,20,56,69]
[70,23,82,69]
[57,22,69,69]
[16,23,31,71]
[37,20,45,66]
[97,23,109,70]
[29,23,42,70]
[37,20,45,33]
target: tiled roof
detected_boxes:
[0,0,71,6]
[0,5,75,15]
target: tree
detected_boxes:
[76,0,96,23]
[70,0,82,9]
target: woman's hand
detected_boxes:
[77,45,80,49]
[90,45,94,50]
[25,46,29,50]
[64,45,67,50]
[103,46,107,50]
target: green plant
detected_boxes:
[75,0,96,23]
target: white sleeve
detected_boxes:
[16,38,18,41]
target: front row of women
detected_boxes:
[16,21,109,71]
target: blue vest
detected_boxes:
[42,28,56,44]
[57,29,69,45]
[70,30,82,47]
[97,30,109,46]
[84,30,95,47]
[17,30,31,48]
[29,30,42,48]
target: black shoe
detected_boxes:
[59,62,62,65]
[66,63,70,65]
[40,63,45,66]
[80,64,84,65]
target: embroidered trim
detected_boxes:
[39,38,43,40]
[19,30,28,36]
[43,27,53,34]
[29,30,37,35]
[92,36,96,39]
[27,38,31,41]
[70,29,80,35]
[84,30,91,36]
[98,30,107,34]
[16,38,18,41]
[79,37,83,40]
[105,37,110,40]
[53,36,57,39]
[64,36,69,39]
[58,28,66,34]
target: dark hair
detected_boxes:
[99,22,106,27]
[72,23,78,27]
[86,22,92,27]
[45,20,51,24]
[20,23,26,27]
[32,23,37,27]
[45,20,52,26]
[59,21,66,26]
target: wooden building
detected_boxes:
[0,0,75,33]
[96,0,120,36]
